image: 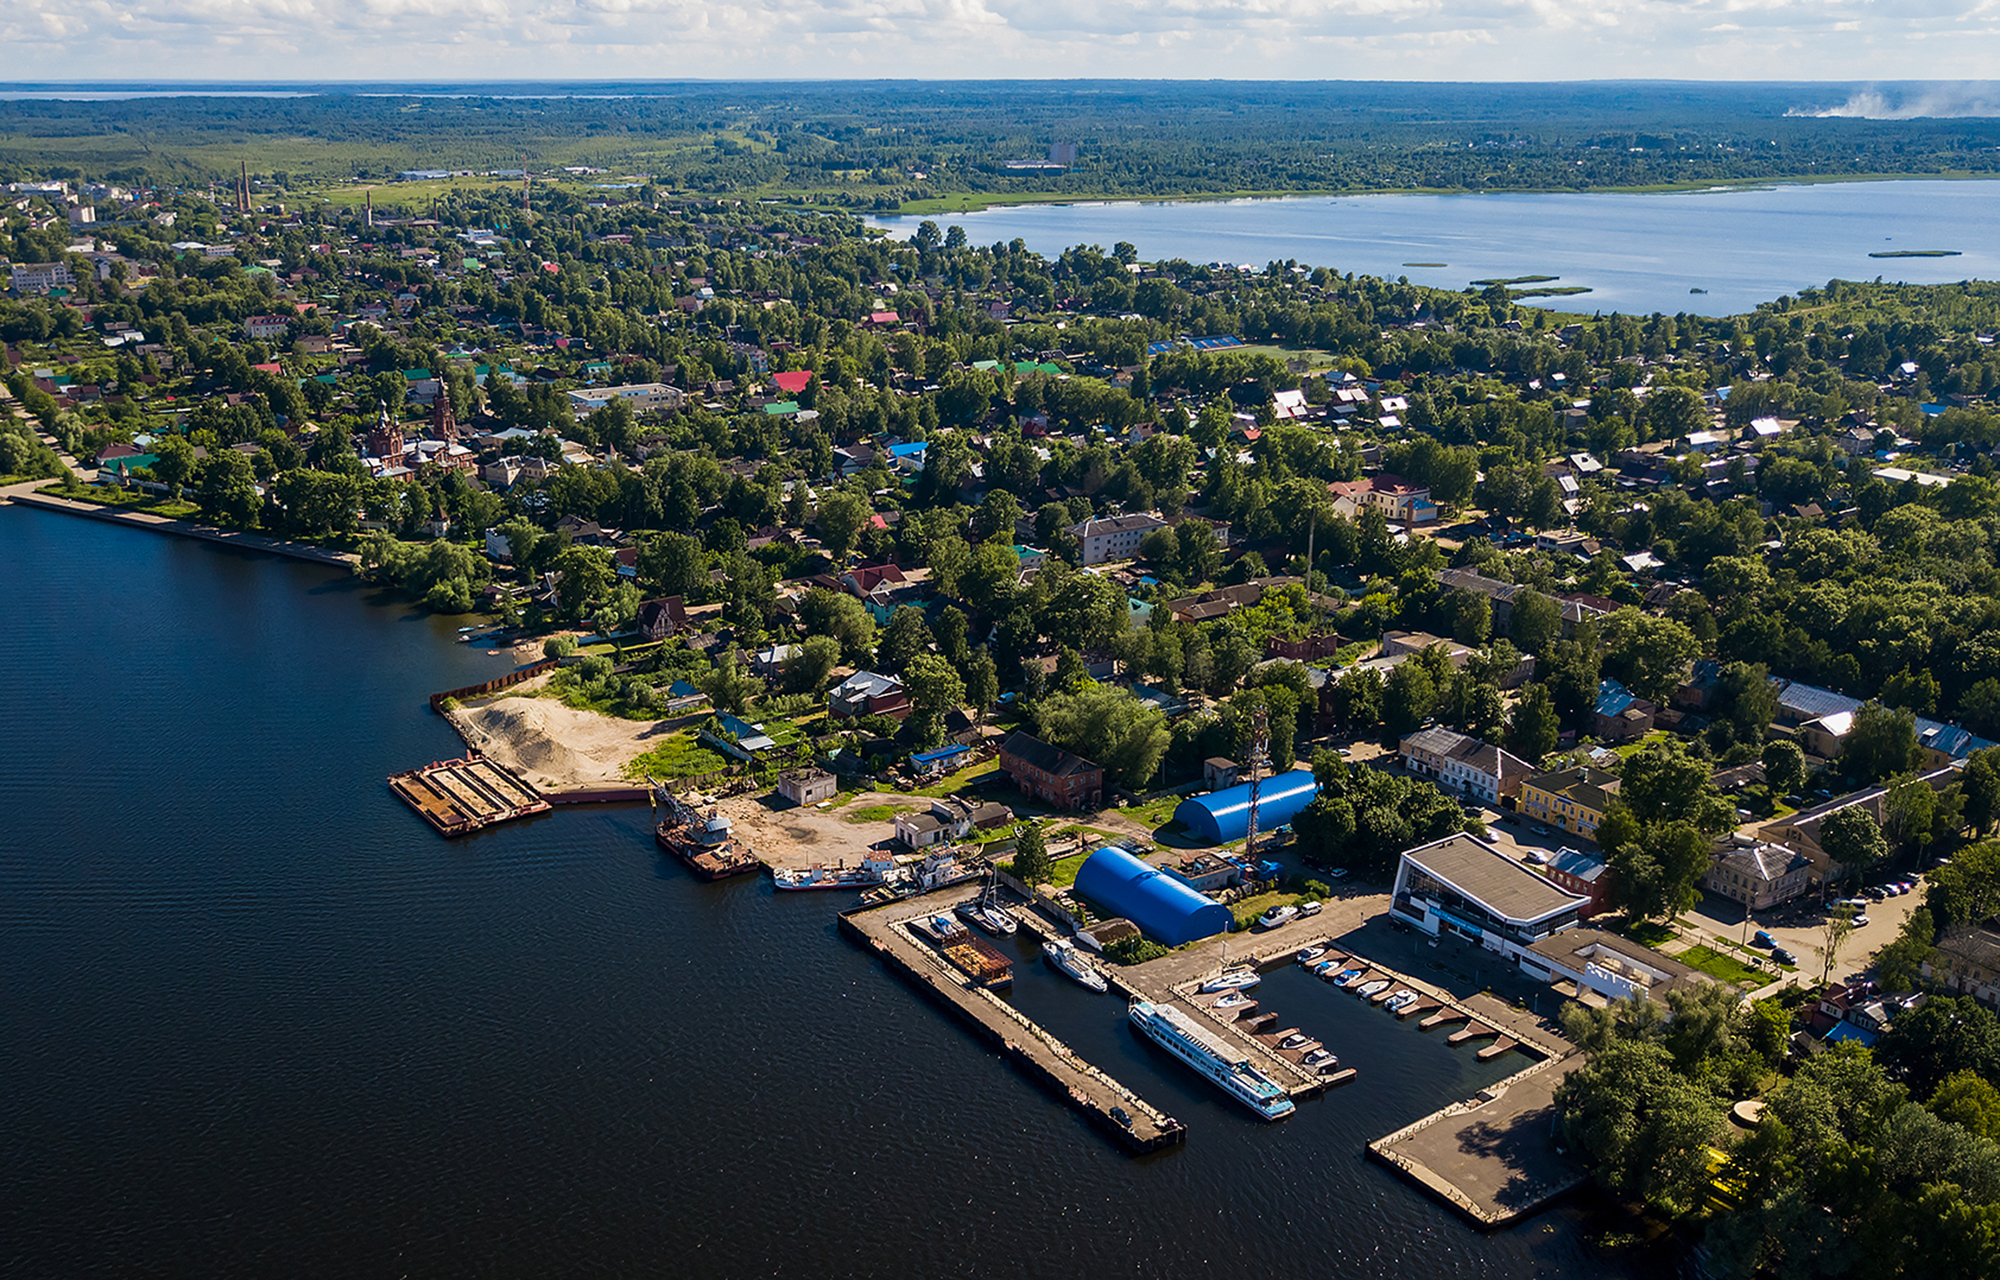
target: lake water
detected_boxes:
[871,179,2000,317]
[0,507,1660,1277]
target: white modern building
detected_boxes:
[1390,833,1587,965]
[1068,512,1167,565]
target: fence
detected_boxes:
[429,659,558,714]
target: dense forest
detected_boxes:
[5,81,2000,207]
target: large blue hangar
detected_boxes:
[1172,770,1321,845]
[1073,847,1234,946]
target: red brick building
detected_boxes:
[999,732,1104,811]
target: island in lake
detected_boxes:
[1870,249,1961,258]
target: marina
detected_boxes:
[652,787,761,881]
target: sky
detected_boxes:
[7,0,2000,86]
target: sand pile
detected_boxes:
[459,696,659,790]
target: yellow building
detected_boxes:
[1518,767,1622,844]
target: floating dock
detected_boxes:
[388,754,550,836]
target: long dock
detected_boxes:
[840,884,1184,1155]
[388,753,550,836]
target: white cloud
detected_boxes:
[2,0,2000,78]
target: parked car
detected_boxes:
[1531,825,1551,837]
[1299,900,1323,917]
[1771,947,1797,965]
[1850,914,1871,928]
[1327,868,1350,880]
[1523,849,1548,865]
[1752,930,1776,948]
[1864,886,1888,900]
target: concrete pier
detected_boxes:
[1368,1053,1588,1229]
[840,884,1184,1155]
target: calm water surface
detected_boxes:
[0,507,1658,1277]
[872,179,2000,316]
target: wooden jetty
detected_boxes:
[1448,1022,1500,1046]
[1477,1037,1519,1061]
[1421,1007,1471,1030]
[388,754,549,836]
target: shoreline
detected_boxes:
[3,484,359,567]
[884,170,2000,218]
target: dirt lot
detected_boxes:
[454,690,681,791]
[717,791,920,872]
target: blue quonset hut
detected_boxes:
[1073,846,1234,947]
[1173,770,1321,845]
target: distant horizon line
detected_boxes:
[4,77,2000,87]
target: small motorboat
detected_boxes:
[1301,1048,1339,1070]
[915,914,965,942]
[1198,969,1261,994]
[1327,968,1362,987]
[1294,946,1326,965]
[1308,959,1339,977]
[1353,979,1390,998]
[958,901,1017,936]
[1384,989,1420,1013]
[1214,991,1252,1009]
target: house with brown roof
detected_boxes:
[1703,841,1812,909]
[998,732,1104,811]
[1398,727,1537,805]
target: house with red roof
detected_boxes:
[771,370,813,396]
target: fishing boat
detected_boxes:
[1198,968,1261,994]
[1046,938,1109,992]
[1128,999,1295,1121]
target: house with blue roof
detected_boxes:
[1590,678,1656,744]
[887,441,928,473]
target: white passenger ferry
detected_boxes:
[1128,999,1295,1121]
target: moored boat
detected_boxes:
[1046,938,1109,992]
[772,852,900,891]
[1128,999,1295,1121]
[1198,968,1261,994]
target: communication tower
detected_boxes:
[1243,703,1271,868]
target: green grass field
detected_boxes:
[1675,944,1768,988]
[623,733,728,781]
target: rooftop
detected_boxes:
[1401,833,1586,924]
